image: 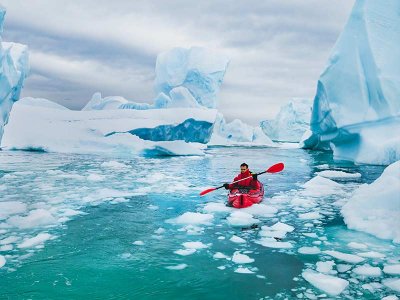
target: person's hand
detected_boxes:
[223,183,230,189]
[252,174,258,180]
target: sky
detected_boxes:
[1,0,355,124]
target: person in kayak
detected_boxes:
[223,163,261,190]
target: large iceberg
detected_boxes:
[301,0,400,165]
[83,47,229,111]
[341,160,400,243]
[2,99,217,156]
[0,7,29,144]
[261,98,312,142]
[209,113,275,146]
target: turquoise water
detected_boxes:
[0,147,397,299]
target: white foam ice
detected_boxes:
[17,233,54,249]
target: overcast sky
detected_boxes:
[1,0,355,124]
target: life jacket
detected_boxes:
[230,170,260,190]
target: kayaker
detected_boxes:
[223,163,260,190]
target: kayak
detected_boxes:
[227,182,264,208]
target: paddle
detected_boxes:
[199,162,284,196]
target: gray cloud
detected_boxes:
[1,0,355,124]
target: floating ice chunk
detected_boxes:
[226,211,259,227]
[353,264,382,277]
[132,241,144,246]
[154,228,165,234]
[0,236,20,245]
[232,252,254,264]
[7,209,57,229]
[337,264,352,273]
[382,295,399,300]
[234,267,254,274]
[270,222,294,232]
[316,171,361,179]
[182,241,209,249]
[0,245,13,251]
[0,255,5,268]
[357,251,385,259]
[174,248,196,256]
[203,202,232,213]
[302,270,349,296]
[347,242,368,249]
[383,278,400,293]
[213,252,229,259]
[230,235,246,244]
[166,264,188,270]
[323,250,365,264]
[0,201,27,220]
[299,212,323,220]
[242,204,278,217]
[342,161,400,243]
[303,233,318,238]
[178,225,204,235]
[383,264,400,275]
[316,261,335,274]
[259,229,287,239]
[167,212,213,225]
[362,282,383,292]
[298,247,321,255]
[301,176,344,197]
[18,233,53,249]
[256,237,293,249]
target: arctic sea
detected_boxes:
[0,147,398,299]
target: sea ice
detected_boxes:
[298,247,321,255]
[182,241,209,249]
[17,233,53,249]
[323,250,365,264]
[168,212,214,225]
[232,252,254,264]
[302,270,349,296]
[383,264,400,275]
[352,264,382,277]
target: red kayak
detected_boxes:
[227,182,264,208]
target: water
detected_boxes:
[0,147,397,299]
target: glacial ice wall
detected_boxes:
[0,7,29,144]
[301,0,400,165]
[261,98,312,142]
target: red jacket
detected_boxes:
[229,169,260,190]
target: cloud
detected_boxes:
[1,0,355,124]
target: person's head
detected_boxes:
[240,163,249,173]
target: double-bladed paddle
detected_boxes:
[199,162,284,196]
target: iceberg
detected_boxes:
[301,0,400,165]
[155,47,230,109]
[0,7,29,144]
[209,113,275,146]
[341,160,400,243]
[260,98,312,142]
[2,100,217,156]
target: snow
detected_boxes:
[341,161,400,243]
[0,7,29,144]
[260,98,312,142]
[301,0,400,165]
[352,264,382,277]
[383,264,400,275]
[18,97,69,110]
[323,250,365,264]
[167,212,214,225]
[209,113,275,146]
[17,233,53,249]
[2,103,217,156]
[154,47,229,109]
[302,270,349,296]
[232,251,254,264]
